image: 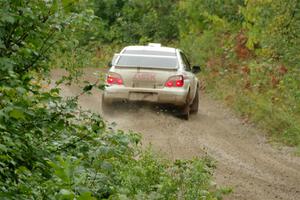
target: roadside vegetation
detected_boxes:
[0,0,228,199]
[178,0,300,151]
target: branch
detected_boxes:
[18,13,78,73]
[2,11,51,57]
[53,132,92,153]
[19,29,57,73]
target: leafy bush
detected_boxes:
[179,0,300,149]
[93,0,179,43]
[241,0,300,66]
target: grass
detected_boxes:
[200,68,300,153]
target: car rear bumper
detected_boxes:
[103,85,188,106]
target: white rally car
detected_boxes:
[102,43,201,119]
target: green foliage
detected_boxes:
[241,0,300,66]
[179,0,300,148]
[93,0,179,43]
[179,0,244,31]
[0,0,225,199]
[179,0,242,65]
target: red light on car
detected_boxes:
[166,81,174,87]
[107,76,114,84]
[165,75,184,87]
[117,79,123,85]
[106,73,123,85]
[176,79,184,87]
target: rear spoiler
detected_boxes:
[114,65,178,71]
[113,53,177,58]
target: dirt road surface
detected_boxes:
[51,68,300,200]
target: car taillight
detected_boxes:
[106,73,123,85]
[165,75,184,87]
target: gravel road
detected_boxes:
[51,68,300,200]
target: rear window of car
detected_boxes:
[115,54,178,69]
[124,50,176,56]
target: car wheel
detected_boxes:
[190,88,199,114]
[180,95,190,120]
[181,103,190,120]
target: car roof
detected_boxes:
[123,45,177,53]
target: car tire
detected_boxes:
[181,103,190,120]
[180,93,191,120]
[190,88,199,114]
